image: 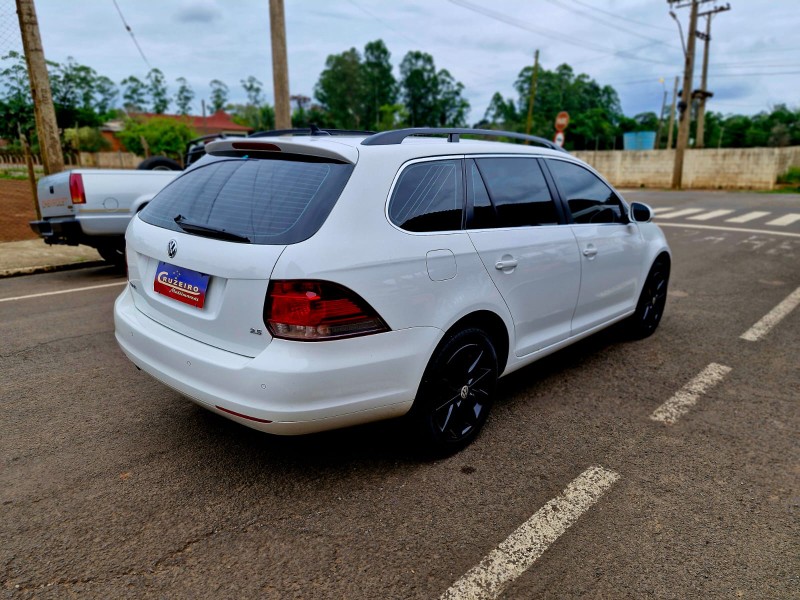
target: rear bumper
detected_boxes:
[29,217,84,246]
[113,286,442,434]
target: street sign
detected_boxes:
[554,111,570,132]
[554,131,565,147]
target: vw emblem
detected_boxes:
[460,385,469,400]
[167,239,178,259]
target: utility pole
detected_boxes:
[666,75,679,149]
[524,50,540,143]
[269,0,291,129]
[655,79,668,149]
[695,3,731,148]
[670,0,712,189]
[16,0,63,175]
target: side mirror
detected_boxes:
[629,202,653,223]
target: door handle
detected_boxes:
[495,258,518,270]
[582,246,598,258]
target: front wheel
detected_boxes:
[627,256,670,338]
[410,328,498,456]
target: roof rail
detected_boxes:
[360,127,567,152]
[249,126,377,138]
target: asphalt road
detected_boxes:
[2,190,798,599]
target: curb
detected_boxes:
[0,260,108,279]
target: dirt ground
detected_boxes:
[0,179,39,242]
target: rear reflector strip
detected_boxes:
[215,405,272,423]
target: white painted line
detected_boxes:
[688,209,734,221]
[440,466,619,600]
[654,208,705,219]
[651,207,674,214]
[726,211,771,224]
[0,281,126,303]
[740,286,800,342]
[650,363,732,425]
[657,222,800,239]
[765,213,800,227]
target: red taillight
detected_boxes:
[265,280,389,341]
[69,173,86,204]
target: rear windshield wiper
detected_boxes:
[173,214,251,243]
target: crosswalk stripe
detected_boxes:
[765,213,800,227]
[725,211,771,223]
[654,208,705,219]
[651,207,674,214]
[688,209,735,221]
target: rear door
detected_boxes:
[127,155,354,357]
[466,157,581,357]
[544,158,645,335]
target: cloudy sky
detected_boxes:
[8,0,800,122]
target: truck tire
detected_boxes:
[137,156,182,171]
[96,240,126,270]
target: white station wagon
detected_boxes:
[114,127,670,454]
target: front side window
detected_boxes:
[388,160,463,232]
[140,158,354,245]
[470,157,558,228]
[547,159,626,225]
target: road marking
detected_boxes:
[726,211,771,223]
[650,363,732,425]
[765,213,800,227]
[0,281,126,303]
[651,207,674,214]
[654,208,705,219]
[740,286,800,342]
[688,209,734,221]
[440,466,619,600]
[657,223,800,239]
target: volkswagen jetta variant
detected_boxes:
[114,127,670,453]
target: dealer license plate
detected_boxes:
[153,261,210,309]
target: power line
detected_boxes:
[543,0,675,48]
[447,0,675,66]
[345,0,420,47]
[569,0,674,32]
[111,0,151,70]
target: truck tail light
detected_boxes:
[69,173,86,204]
[265,280,389,341]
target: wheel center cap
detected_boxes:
[460,385,469,399]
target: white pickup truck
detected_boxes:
[29,169,179,266]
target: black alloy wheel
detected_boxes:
[629,256,669,338]
[412,328,498,455]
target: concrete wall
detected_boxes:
[573,146,800,190]
[0,151,143,170]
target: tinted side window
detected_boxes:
[472,158,558,228]
[547,160,625,224]
[389,160,463,232]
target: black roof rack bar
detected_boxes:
[360,127,567,152]
[249,127,377,138]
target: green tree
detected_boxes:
[174,77,194,115]
[64,126,110,152]
[434,69,469,127]
[94,75,118,115]
[121,75,147,112]
[362,40,396,130]
[399,50,439,127]
[146,68,169,114]
[314,47,364,129]
[117,117,196,159]
[209,79,228,112]
[241,75,263,107]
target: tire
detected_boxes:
[627,256,670,339]
[96,240,126,270]
[137,156,182,171]
[410,328,498,456]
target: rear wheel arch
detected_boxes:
[440,310,510,375]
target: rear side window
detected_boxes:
[546,159,625,224]
[388,160,464,232]
[471,158,558,228]
[139,158,354,245]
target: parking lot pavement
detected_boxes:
[1,195,798,599]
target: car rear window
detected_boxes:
[139,158,354,245]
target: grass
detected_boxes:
[0,168,42,181]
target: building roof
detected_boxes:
[112,110,252,134]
